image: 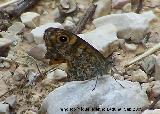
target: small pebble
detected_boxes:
[53,69,67,80]
[7,22,25,34]
[21,12,40,28]
[2,61,11,68]
[124,42,137,51]
[63,20,76,31]
[0,38,12,47]
[130,69,148,83]
[94,0,112,18]
[23,32,34,43]
[0,103,10,114]
[112,0,129,9]
[27,44,46,60]
[5,95,17,108]
[122,3,131,12]
[141,55,156,75]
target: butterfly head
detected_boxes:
[44,28,78,63]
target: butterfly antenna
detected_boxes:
[92,75,99,91]
[111,67,124,88]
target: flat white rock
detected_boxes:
[39,75,149,114]
[93,11,156,43]
[78,24,118,57]
[31,23,64,44]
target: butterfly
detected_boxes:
[43,28,110,81]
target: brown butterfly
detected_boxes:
[44,28,111,81]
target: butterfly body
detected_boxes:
[44,28,108,81]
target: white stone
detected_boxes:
[31,23,64,44]
[0,38,12,47]
[53,69,67,80]
[122,3,132,12]
[65,16,74,22]
[124,42,137,51]
[20,12,40,28]
[5,95,17,108]
[60,0,70,9]
[60,0,77,14]
[27,69,37,85]
[2,61,11,68]
[93,11,156,43]
[46,71,55,80]
[0,31,20,42]
[51,8,61,21]
[63,20,75,30]
[39,75,149,114]
[130,69,148,83]
[141,55,156,74]
[23,32,34,43]
[94,0,111,18]
[43,69,67,84]
[13,66,26,81]
[78,24,118,57]
[141,83,151,93]
[7,22,25,34]
[142,109,160,114]
[47,69,67,80]
[51,0,56,9]
[0,103,10,114]
[27,44,46,60]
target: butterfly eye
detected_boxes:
[58,35,69,43]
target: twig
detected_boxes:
[135,0,143,13]
[72,4,97,34]
[35,63,43,77]
[0,87,17,99]
[26,55,45,81]
[5,0,39,17]
[110,67,124,88]
[125,42,160,67]
[142,32,151,44]
[148,95,160,110]
[142,95,160,111]
[0,0,39,18]
[0,0,18,9]
[0,0,40,31]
